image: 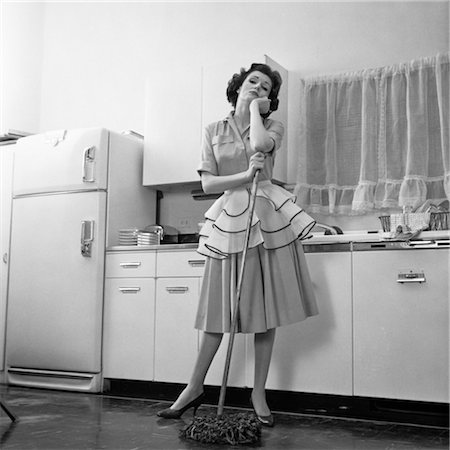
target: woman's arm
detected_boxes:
[201,152,265,194]
[249,98,275,153]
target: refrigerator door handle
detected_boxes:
[82,146,96,183]
[81,220,95,257]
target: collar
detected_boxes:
[224,111,252,136]
[224,110,268,125]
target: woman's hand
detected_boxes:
[247,152,265,179]
[201,152,265,193]
[250,97,271,115]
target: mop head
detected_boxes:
[180,412,262,445]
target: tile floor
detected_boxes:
[0,385,448,450]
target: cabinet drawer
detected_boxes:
[106,251,156,278]
[157,250,206,277]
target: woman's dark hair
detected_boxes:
[226,63,282,118]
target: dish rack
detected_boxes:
[379,212,449,232]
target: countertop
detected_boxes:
[108,243,199,252]
[107,229,450,252]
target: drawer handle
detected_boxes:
[119,262,142,268]
[166,286,189,294]
[397,271,426,283]
[119,287,141,294]
[188,259,205,267]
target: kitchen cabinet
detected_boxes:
[353,245,449,403]
[153,249,205,383]
[143,66,202,187]
[103,239,449,406]
[253,244,353,396]
[143,55,288,188]
[103,251,156,381]
[154,248,247,388]
[0,145,14,373]
[203,332,247,388]
[105,251,156,278]
[154,277,200,383]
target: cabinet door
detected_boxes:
[154,277,200,383]
[204,334,247,388]
[103,278,155,380]
[201,59,237,130]
[143,56,289,187]
[143,66,202,186]
[353,249,449,403]
[250,250,353,395]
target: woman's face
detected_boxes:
[238,70,272,102]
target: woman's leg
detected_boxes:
[169,331,223,410]
[251,328,276,416]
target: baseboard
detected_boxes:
[104,379,449,428]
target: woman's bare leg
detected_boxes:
[169,331,223,410]
[251,328,276,416]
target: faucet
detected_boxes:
[315,223,344,235]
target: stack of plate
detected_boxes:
[137,230,160,246]
[118,228,139,246]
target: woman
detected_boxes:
[157,63,318,427]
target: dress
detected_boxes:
[195,112,318,334]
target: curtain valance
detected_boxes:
[295,53,449,215]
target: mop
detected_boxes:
[180,170,262,445]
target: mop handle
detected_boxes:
[217,169,260,417]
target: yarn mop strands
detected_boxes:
[180,171,262,445]
[180,412,261,445]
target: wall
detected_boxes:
[2,1,449,231]
[1,2,44,134]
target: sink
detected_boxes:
[305,231,378,244]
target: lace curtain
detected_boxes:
[295,53,449,215]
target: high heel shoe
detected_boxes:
[250,397,274,427]
[157,393,205,419]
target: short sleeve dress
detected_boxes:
[195,112,318,334]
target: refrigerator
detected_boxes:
[5,128,156,392]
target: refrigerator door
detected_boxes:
[6,191,106,374]
[13,128,109,196]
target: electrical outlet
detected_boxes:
[177,217,193,232]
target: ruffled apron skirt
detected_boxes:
[195,180,319,334]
